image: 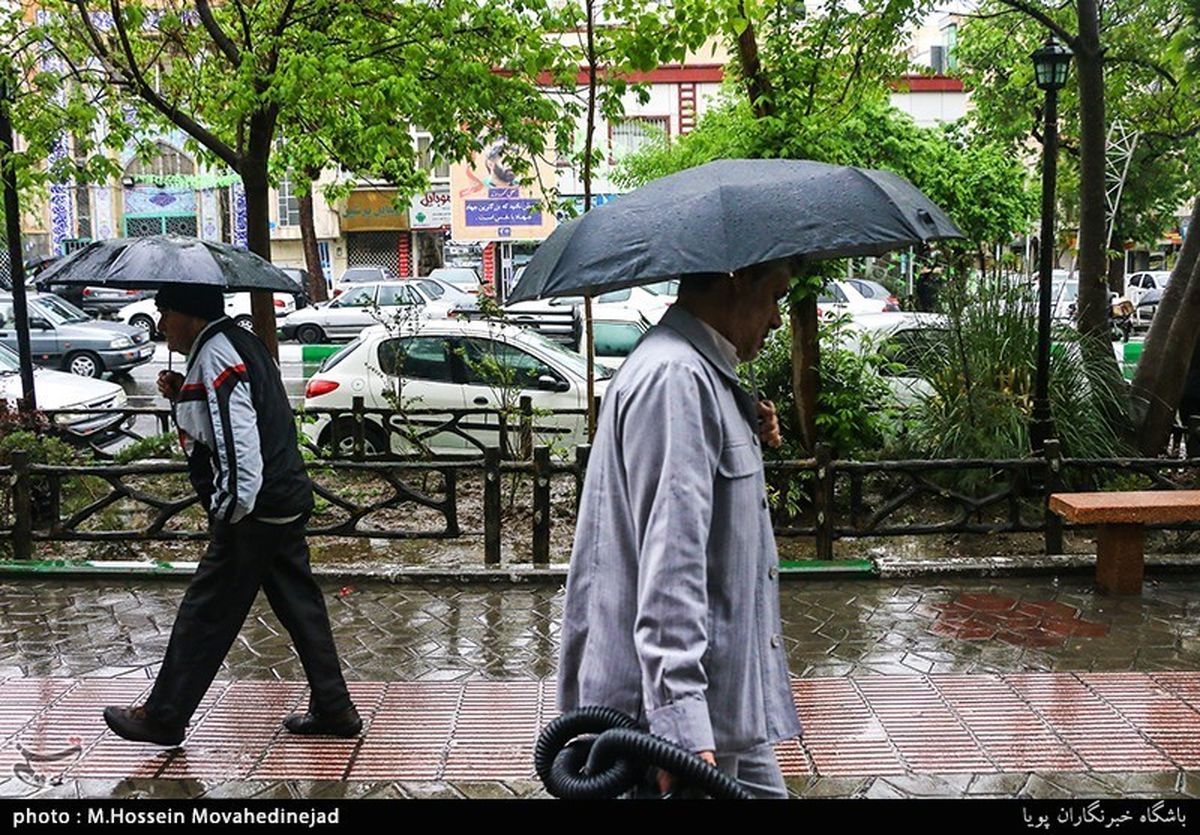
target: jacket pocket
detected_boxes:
[717,442,759,479]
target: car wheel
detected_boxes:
[296,324,326,345]
[324,419,389,457]
[65,351,103,379]
[129,314,158,339]
[234,315,254,331]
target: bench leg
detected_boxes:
[1095,524,1144,595]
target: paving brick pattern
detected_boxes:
[3,574,1200,797]
[3,674,1200,786]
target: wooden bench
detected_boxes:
[1048,491,1200,595]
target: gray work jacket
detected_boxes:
[557,305,802,754]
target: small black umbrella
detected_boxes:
[35,235,303,294]
[508,159,963,303]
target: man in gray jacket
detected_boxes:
[558,258,801,798]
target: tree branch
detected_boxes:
[195,0,241,66]
[1105,54,1178,87]
[995,0,1075,45]
[106,0,240,169]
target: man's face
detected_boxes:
[727,263,791,362]
[157,307,197,355]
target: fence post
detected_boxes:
[813,443,835,561]
[12,450,31,561]
[1043,438,1064,555]
[574,444,590,512]
[519,396,533,461]
[532,445,551,566]
[351,396,365,459]
[443,467,460,537]
[483,446,501,566]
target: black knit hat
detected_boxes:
[154,284,225,321]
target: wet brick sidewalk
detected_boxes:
[3,574,1200,798]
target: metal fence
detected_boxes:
[6,402,1200,563]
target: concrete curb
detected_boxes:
[3,553,1199,583]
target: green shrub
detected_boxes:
[902,276,1129,463]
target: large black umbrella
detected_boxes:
[35,235,303,293]
[508,159,963,302]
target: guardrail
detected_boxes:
[4,434,1200,565]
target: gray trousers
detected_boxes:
[715,744,788,799]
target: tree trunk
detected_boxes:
[1073,0,1110,346]
[298,168,327,303]
[1107,248,1125,295]
[1130,196,1200,454]
[240,161,280,359]
[790,296,819,453]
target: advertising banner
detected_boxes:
[450,141,556,242]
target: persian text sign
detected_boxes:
[408,186,452,229]
[450,142,556,242]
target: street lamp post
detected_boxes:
[1030,35,1072,454]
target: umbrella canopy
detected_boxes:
[35,235,304,294]
[508,159,963,303]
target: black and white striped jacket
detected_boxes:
[175,318,313,524]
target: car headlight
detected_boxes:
[110,337,134,349]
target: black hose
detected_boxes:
[535,706,755,800]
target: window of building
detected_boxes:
[278,176,301,227]
[125,142,195,178]
[610,116,669,161]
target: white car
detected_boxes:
[818,279,896,319]
[117,292,297,338]
[843,312,943,407]
[302,320,614,455]
[590,307,650,369]
[1126,270,1171,307]
[280,281,457,344]
[0,341,130,439]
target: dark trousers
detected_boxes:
[144,515,354,729]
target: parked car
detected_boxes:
[280,267,316,309]
[427,266,483,296]
[1135,287,1162,327]
[591,307,650,369]
[0,292,154,377]
[35,280,154,318]
[117,292,297,339]
[335,265,398,295]
[843,312,943,407]
[1126,270,1171,307]
[846,278,901,312]
[818,279,897,318]
[302,320,614,455]
[0,341,132,440]
[279,281,456,344]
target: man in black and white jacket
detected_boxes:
[104,285,360,746]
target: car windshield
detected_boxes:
[516,329,614,380]
[643,280,679,297]
[34,294,91,324]
[0,342,20,374]
[342,268,382,284]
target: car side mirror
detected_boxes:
[29,317,52,330]
[537,374,569,393]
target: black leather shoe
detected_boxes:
[103,705,185,747]
[283,706,362,737]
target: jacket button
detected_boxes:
[770,634,781,649]
[768,565,779,580]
